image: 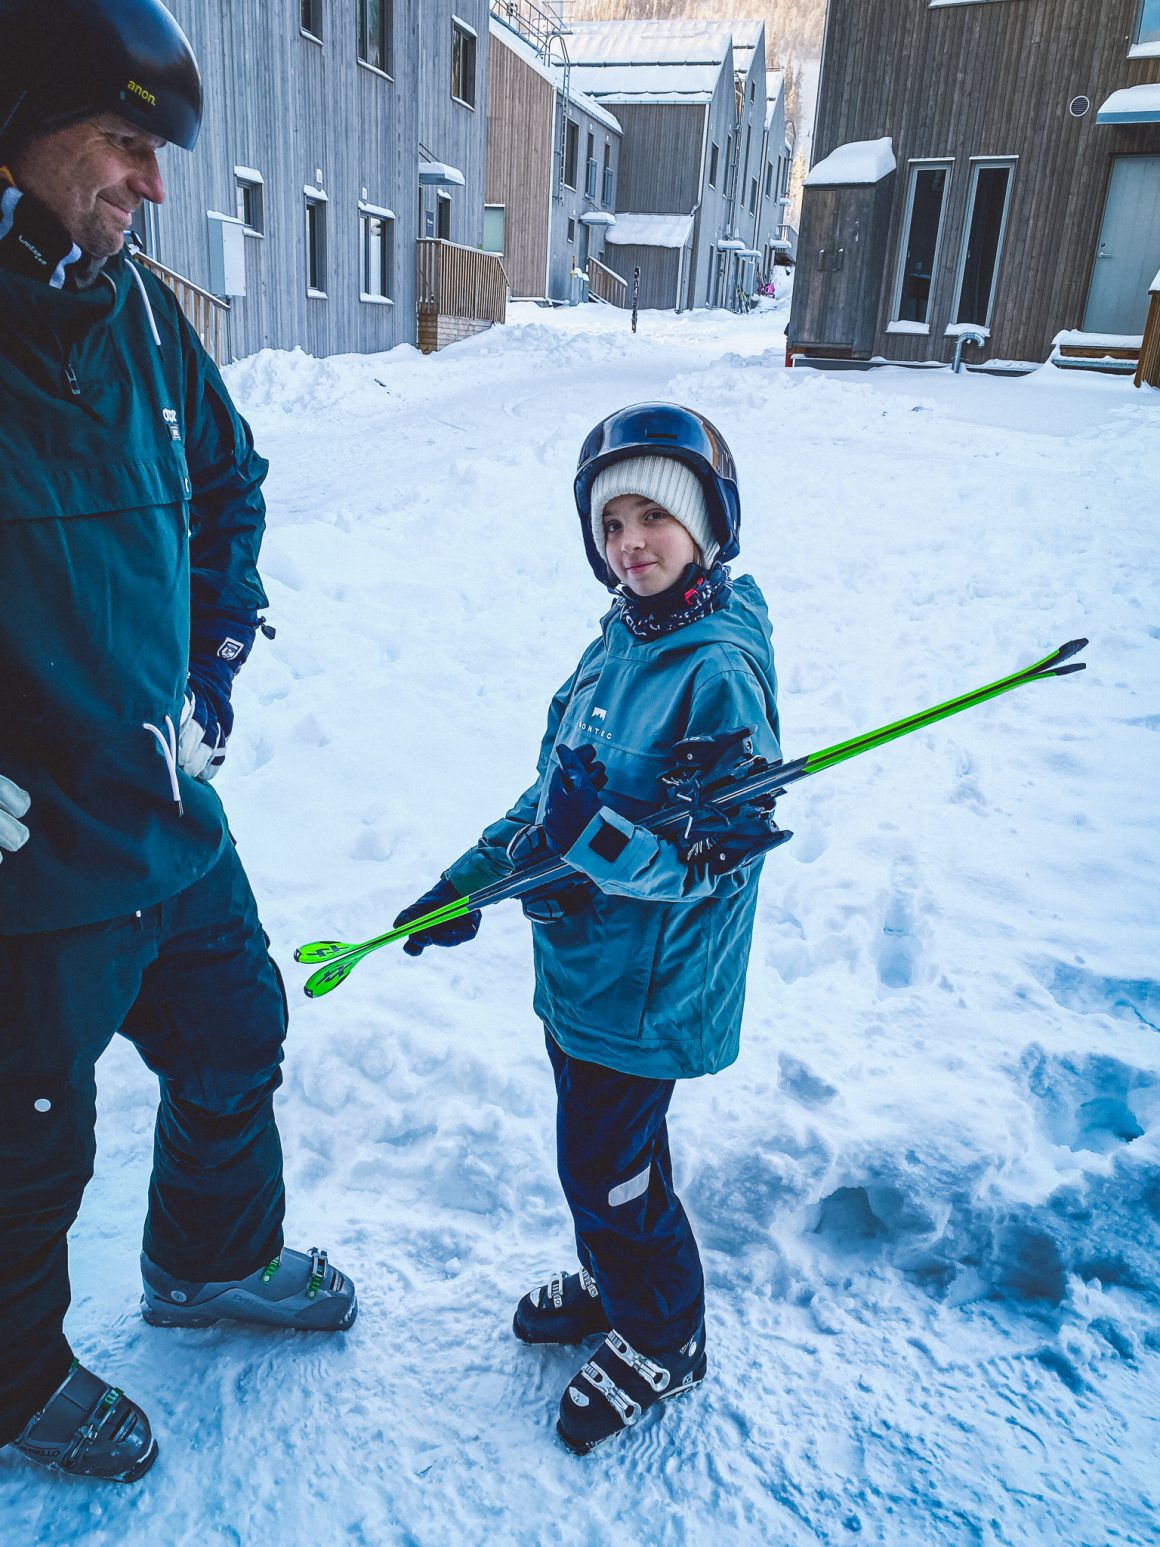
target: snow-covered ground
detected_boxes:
[7,294,1159,1545]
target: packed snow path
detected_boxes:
[6,298,1159,1546]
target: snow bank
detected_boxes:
[6,290,1158,1546]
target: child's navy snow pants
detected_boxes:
[546,1029,704,1355]
[0,840,288,1445]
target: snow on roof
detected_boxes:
[1153,268,1160,295]
[568,60,722,105]
[564,20,732,67]
[489,19,622,134]
[605,212,694,248]
[1095,84,1160,124]
[804,137,896,187]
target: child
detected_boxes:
[395,403,781,1454]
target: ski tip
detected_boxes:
[1054,638,1089,663]
[303,959,355,998]
[1051,662,1086,677]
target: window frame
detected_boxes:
[358,0,391,78]
[482,203,505,255]
[563,117,579,190]
[949,156,1016,330]
[708,141,719,189]
[888,157,953,330]
[300,0,323,41]
[234,166,264,235]
[304,190,328,297]
[359,201,395,303]
[1130,0,1160,55]
[451,16,477,108]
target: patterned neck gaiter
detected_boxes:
[614,562,733,640]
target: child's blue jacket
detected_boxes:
[447,573,781,1080]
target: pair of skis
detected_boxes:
[295,638,1088,998]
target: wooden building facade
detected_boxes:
[419,1,490,250]
[567,21,739,312]
[789,0,1160,366]
[485,18,622,303]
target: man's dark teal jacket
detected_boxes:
[0,249,269,932]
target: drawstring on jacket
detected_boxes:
[142,716,183,816]
[125,255,162,349]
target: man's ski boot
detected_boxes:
[140,1246,357,1331]
[513,1266,611,1346]
[556,1323,707,1455]
[10,1360,157,1482]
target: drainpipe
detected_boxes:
[952,329,986,373]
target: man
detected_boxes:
[0,0,355,1484]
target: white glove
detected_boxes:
[177,693,225,783]
[0,773,31,860]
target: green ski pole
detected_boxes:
[296,638,1087,998]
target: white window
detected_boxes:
[890,160,952,327]
[234,167,264,234]
[300,0,322,39]
[359,0,390,75]
[482,205,505,254]
[1131,0,1160,54]
[951,159,1015,328]
[305,193,327,295]
[451,18,477,107]
[563,119,579,190]
[360,204,394,301]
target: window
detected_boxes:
[301,0,322,39]
[567,216,575,244]
[952,159,1015,327]
[360,205,394,300]
[765,160,774,198]
[725,135,732,193]
[563,118,579,189]
[708,142,719,189]
[890,160,952,326]
[451,18,477,106]
[235,169,263,233]
[358,0,390,75]
[602,143,613,207]
[483,204,505,254]
[584,131,597,198]
[437,193,451,240]
[305,195,326,295]
[749,176,757,215]
[749,81,755,103]
[1133,0,1160,50]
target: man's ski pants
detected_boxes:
[546,1029,705,1355]
[0,841,288,1445]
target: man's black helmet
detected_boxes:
[0,0,202,160]
[574,402,742,585]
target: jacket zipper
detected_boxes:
[64,363,80,397]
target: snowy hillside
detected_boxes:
[5,295,1159,1545]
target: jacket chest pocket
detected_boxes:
[0,443,191,525]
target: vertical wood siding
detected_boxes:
[792,0,1160,362]
[486,33,554,297]
[418,1,490,251]
[157,1,427,360]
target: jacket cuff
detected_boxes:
[562,805,654,882]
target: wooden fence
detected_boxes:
[1135,283,1160,390]
[132,250,231,365]
[416,238,508,353]
[588,256,628,307]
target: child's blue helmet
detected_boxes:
[574,402,741,584]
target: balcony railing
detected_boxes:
[491,0,565,55]
[1136,277,1160,390]
[132,250,231,365]
[417,237,508,352]
[587,256,628,307]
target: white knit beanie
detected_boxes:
[590,455,718,569]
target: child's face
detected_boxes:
[601,494,699,597]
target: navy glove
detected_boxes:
[542,744,608,853]
[393,876,481,957]
[178,606,262,782]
